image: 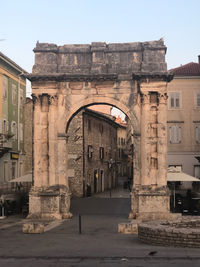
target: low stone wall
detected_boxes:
[138,217,200,248]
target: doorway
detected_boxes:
[94,170,98,193]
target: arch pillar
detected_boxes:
[130,81,171,221]
[28,92,72,220]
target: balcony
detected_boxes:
[0,134,13,157]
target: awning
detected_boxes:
[167,171,200,182]
[9,173,32,183]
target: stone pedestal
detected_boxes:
[28,185,72,220]
[131,185,171,221]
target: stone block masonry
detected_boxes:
[26,39,174,223]
[138,217,200,248]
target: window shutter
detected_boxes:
[169,126,172,143]
[169,125,181,144]
[11,121,14,134]
[173,126,177,143]
[195,126,200,144]
[172,126,176,143]
[6,120,9,133]
[197,93,200,107]
[178,126,182,143]
[0,119,2,134]
[194,166,200,178]
[170,97,174,108]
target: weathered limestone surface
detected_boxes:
[23,222,44,234]
[32,40,167,76]
[27,40,174,224]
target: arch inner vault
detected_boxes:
[27,40,174,221]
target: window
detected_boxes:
[195,125,200,144]
[11,162,16,179]
[4,162,8,182]
[88,119,91,131]
[169,125,181,144]
[118,148,121,158]
[88,145,93,158]
[2,75,8,101]
[194,165,200,179]
[99,124,103,134]
[12,84,17,105]
[11,121,17,140]
[169,92,180,109]
[0,119,2,134]
[99,147,104,160]
[196,92,200,107]
[3,119,9,135]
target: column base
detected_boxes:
[28,185,72,220]
[130,185,173,221]
[120,185,182,234]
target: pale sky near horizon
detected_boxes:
[1,0,200,100]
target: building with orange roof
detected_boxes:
[167,56,200,185]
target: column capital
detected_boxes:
[32,94,41,106]
[49,94,58,106]
[141,92,150,105]
[158,92,168,104]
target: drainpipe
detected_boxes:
[17,72,24,177]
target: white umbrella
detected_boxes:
[167,169,200,209]
[9,173,32,183]
[167,171,200,182]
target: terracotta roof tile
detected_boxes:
[170,62,200,76]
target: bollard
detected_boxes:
[0,206,6,219]
[79,214,82,234]
[110,189,112,198]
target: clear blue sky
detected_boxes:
[1,0,200,75]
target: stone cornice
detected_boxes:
[26,72,172,82]
[26,73,119,82]
[133,73,174,82]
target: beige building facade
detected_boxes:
[27,40,175,221]
[167,57,200,180]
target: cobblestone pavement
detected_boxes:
[0,188,200,266]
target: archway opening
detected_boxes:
[65,103,136,220]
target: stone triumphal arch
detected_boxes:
[27,40,173,221]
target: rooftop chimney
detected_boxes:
[198,55,200,64]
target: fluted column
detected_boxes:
[48,95,58,186]
[140,92,151,185]
[33,94,49,187]
[57,94,68,187]
[157,92,168,186]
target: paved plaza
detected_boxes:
[0,188,200,266]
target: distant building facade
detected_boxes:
[167,56,200,180]
[115,116,128,185]
[67,108,119,197]
[23,98,33,175]
[0,52,27,183]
